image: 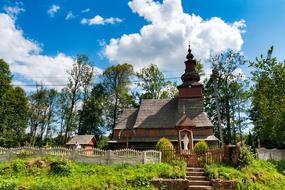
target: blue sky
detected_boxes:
[0,0,285,89]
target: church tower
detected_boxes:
[177,43,203,98]
[177,44,204,117]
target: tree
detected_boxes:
[64,55,94,142]
[204,50,247,145]
[56,88,70,144]
[0,59,12,97]
[101,63,135,131]
[44,89,58,140]
[136,64,178,99]
[249,46,285,148]
[78,84,107,139]
[0,59,29,147]
[28,86,58,146]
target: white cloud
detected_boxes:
[47,4,60,17]
[65,11,75,20]
[0,13,73,88]
[81,15,122,25]
[81,8,90,13]
[3,1,25,19]
[0,13,100,91]
[104,0,245,74]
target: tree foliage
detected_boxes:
[0,59,29,147]
[249,46,285,148]
[78,84,107,139]
[28,87,58,146]
[204,50,247,145]
[136,64,178,99]
[101,63,135,130]
[64,55,94,142]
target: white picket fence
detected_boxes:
[256,148,285,161]
[0,147,161,164]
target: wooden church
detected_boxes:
[109,45,220,150]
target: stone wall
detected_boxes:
[212,179,236,190]
[257,148,285,161]
[151,178,189,190]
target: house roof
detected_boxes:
[114,98,213,130]
[66,135,95,145]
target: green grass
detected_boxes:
[205,159,285,190]
[0,157,186,190]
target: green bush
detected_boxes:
[10,159,26,173]
[50,159,74,176]
[0,180,17,190]
[156,137,174,150]
[269,160,285,175]
[194,141,209,154]
[237,145,255,168]
[156,138,175,163]
[205,160,285,190]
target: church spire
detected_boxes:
[178,42,201,88]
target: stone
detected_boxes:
[151,178,189,190]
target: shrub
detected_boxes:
[170,160,187,178]
[130,175,152,188]
[156,138,175,163]
[29,181,57,190]
[49,159,74,176]
[0,180,17,190]
[156,137,174,150]
[10,159,26,173]
[237,145,255,168]
[270,160,285,175]
[194,141,209,154]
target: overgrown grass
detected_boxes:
[205,159,285,190]
[0,157,186,190]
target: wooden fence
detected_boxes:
[160,147,224,167]
[0,147,161,164]
[257,148,285,161]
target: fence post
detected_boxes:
[8,149,12,161]
[70,149,76,160]
[39,148,43,157]
[159,151,162,163]
[142,151,147,164]
[106,150,112,164]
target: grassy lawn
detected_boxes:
[0,157,186,190]
[205,160,285,190]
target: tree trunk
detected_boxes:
[64,81,79,143]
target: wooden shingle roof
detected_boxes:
[114,108,138,129]
[114,98,213,130]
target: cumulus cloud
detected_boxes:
[104,0,245,73]
[3,1,25,19]
[81,15,122,25]
[65,11,75,20]
[0,13,73,88]
[0,13,100,91]
[81,8,90,13]
[47,4,60,17]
